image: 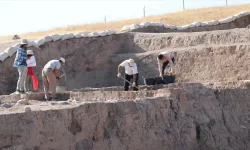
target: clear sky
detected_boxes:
[0,0,249,36]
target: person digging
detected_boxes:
[117,59,139,91]
[157,51,175,78]
[42,57,65,101]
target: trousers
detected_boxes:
[162,57,175,75]
[124,73,139,91]
[16,66,27,92]
[42,68,57,99]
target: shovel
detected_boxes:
[57,68,70,91]
[119,76,140,90]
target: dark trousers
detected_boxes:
[162,57,175,75]
[124,73,139,91]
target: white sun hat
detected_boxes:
[27,50,34,55]
[128,58,135,66]
[59,57,66,63]
[20,39,29,45]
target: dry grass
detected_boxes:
[1,4,250,42]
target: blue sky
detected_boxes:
[0,0,249,36]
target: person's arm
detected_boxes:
[118,65,122,73]
[117,64,123,78]
[157,58,163,76]
[21,50,27,61]
[132,64,138,82]
[32,56,36,66]
[53,69,58,75]
[117,61,126,77]
[167,56,175,73]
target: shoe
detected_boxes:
[51,98,59,101]
[11,89,23,95]
[11,91,21,95]
[45,97,52,101]
[19,90,25,94]
[25,91,34,94]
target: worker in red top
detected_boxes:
[25,50,38,93]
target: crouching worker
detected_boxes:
[157,51,175,77]
[25,50,38,93]
[42,57,65,100]
[117,59,139,91]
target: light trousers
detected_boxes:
[42,68,57,99]
[16,66,27,92]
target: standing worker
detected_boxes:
[117,58,139,91]
[13,39,31,94]
[25,50,38,93]
[42,57,65,100]
[157,51,175,77]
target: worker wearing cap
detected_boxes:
[157,51,175,77]
[13,39,31,94]
[25,50,37,93]
[42,57,65,100]
[117,58,139,91]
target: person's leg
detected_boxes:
[16,67,22,91]
[46,71,57,99]
[22,66,28,92]
[25,75,30,92]
[28,75,33,91]
[17,66,27,92]
[21,66,28,92]
[172,57,175,64]
[133,73,139,91]
[124,74,131,91]
[42,69,50,100]
[170,57,175,73]
[162,61,169,76]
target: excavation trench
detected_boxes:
[0,28,250,94]
[0,82,249,150]
[0,25,249,150]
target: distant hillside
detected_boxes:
[1,4,250,42]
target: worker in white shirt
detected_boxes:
[42,57,65,100]
[25,50,37,93]
[117,59,139,91]
[157,52,175,77]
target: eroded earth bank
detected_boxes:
[0,81,249,150]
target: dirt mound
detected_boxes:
[129,14,250,33]
[0,82,249,149]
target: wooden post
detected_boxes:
[143,6,145,18]
[104,15,106,23]
[183,0,185,10]
[226,0,228,6]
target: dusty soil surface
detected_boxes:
[0,82,249,150]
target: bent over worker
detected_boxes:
[42,57,65,100]
[157,51,175,77]
[117,59,139,91]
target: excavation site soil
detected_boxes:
[0,18,250,150]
